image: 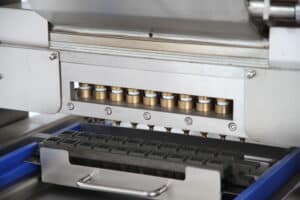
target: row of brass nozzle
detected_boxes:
[78,83,232,115]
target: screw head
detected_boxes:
[67,102,75,110]
[246,70,257,79]
[143,112,151,120]
[228,122,237,132]
[184,117,193,126]
[49,53,58,61]
[105,107,112,115]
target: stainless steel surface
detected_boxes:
[41,148,222,200]
[51,32,268,59]
[0,114,72,147]
[0,45,61,114]
[0,6,48,47]
[0,175,146,200]
[28,0,260,41]
[77,175,168,198]
[52,25,268,48]
[270,27,300,70]
[245,69,300,147]
[0,109,28,128]
[50,32,269,70]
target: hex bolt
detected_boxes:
[184,117,193,126]
[49,53,58,61]
[228,122,237,132]
[105,107,112,116]
[67,102,75,110]
[143,112,151,120]
[246,70,257,79]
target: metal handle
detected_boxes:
[77,175,168,198]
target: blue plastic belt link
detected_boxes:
[0,122,81,190]
[0,142,39,189]
[235,149,300,200]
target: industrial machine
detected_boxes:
[1,0,300,199]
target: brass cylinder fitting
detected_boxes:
[79,83,92,99]
[161,93,175,110]
[94,85,107,101]
[178,94,193,111]
[196,96,212,113]
[126,89,141,105]
[110,87,124,103]
[143,90,158,107]
[215,98,231,115]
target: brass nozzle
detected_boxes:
[143,90,158,107]
[126,89,141,105]
[196,96,212,113]
[79,83,92,99]
[110,87,124,103]
[215,98,231,115]
[94,85,107,100]
[178,94,193,111]
[161,92,175,110]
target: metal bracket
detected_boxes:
[40,147,221,200]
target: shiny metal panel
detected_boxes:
[245,69,300,147]
[41,148,221,200]
[0,45,61,114]
[0,7,48,47]
[269,27,300,70]
[28,0,260,40]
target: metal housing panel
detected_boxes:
[0,45,61,113]
[245,69,300,147]
[0,7,48,47]
[60,61,245,137]
[270,27,300,70]
[41,148,221,200]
